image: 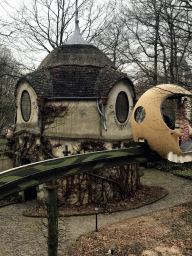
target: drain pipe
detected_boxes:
[97,98,107,131]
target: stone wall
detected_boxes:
[0,156,13,173]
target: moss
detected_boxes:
[0,155,8,160]
[0,138,8,151]
[155,159,192,172]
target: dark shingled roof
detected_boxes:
[15,44,135,99]
[49,65,100,97]
[94,67,133,97]
[15,69,53,98]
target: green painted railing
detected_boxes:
[0,147,149,200]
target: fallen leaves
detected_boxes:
[68,202,192,256]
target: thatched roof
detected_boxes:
[38,44,115,70]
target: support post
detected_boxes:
[95,207,99,232]
[45,180,58,256]
[95,213,98,232]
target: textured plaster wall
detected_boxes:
[43,101,101,138]
[43,82,134,141]
[50,139,132,158]
[50,139,80,157]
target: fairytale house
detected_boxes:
[14,44,135,156]
[10,5,136,201]
[14,25,135,159]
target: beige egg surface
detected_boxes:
[131,84,192,163]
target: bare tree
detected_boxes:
[1,0,113,69]
[0,45,21,134]
[95,0,192,88]
[124,0,164,86]
[131,0,192,87]
[93,15,125,69]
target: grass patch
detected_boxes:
[0,138,8,151]
[172,169,192,180]
[155,159,192,172]
[154,159,192,179]
[0,155,8,160]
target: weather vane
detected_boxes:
[75,0,79,28]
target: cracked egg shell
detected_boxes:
[131,84,192,163]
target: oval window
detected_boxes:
[134,106,146,123]
[115,91,129,123]
[20,90,31,122]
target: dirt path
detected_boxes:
[0,169,191,256]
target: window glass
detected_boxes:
[115,91,129,123]
[134,106,145,123]
[21,90,31,122]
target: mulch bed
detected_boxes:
[22,185,168,218]
[0,193,22,207]
[68,201,192,256]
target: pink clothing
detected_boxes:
[180,116,190,144]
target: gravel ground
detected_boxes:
[0,168,191,256]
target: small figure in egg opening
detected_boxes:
[162,107,175,130]
[177,99,192,153]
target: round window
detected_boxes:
[134,106,146,123]
[115,91,129,123]
[20,90,31,122]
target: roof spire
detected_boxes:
[75,0,79,31]
[66,0,89,45]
